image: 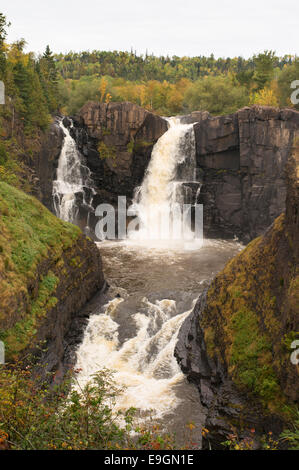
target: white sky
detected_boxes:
[2,0,298,58]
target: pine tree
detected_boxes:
[253,50,277,91]
[0,12,10,77]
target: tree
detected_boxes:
[253,50,277,91]
[277,60,299,110]
[99,77,108,102]
[0,12,10,76]
[184,75,249,115]
[38,45,59,112]
[252,83,279,107]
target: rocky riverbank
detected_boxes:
[175,140,299,448]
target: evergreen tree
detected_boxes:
[253,50,277,91]
[0,12,10,77]
[38,45,58,112]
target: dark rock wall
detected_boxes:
[35,105,298,244]
[36,233,105,379]
[71,101,168,208]
[195,106,299,242]
[175,139,299,449]
[36,118,64,212]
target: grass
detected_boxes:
[0,181,81,359]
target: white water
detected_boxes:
[73,116,208,434]
[128,117,201,247]
[49,114,243,444]
[53,120,94,225]
[75,295,194,420]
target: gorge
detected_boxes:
[1,101,298,449]
[46,103,298,448]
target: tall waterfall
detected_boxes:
[53,119,94,228]
[129,117,201,245]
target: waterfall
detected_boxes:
[52,119,95,230]
[128,117,201,245]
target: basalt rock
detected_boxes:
[39,104,298,244]
[69,101,168,207]
[195,106,299,242]
[36,118,64,212]
[175,139,299,449]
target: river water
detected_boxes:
[55,115,243,446]
[74,239,242,447]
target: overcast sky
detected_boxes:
[2,0,298,58]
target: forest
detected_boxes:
[0,11,299,452]
[0,12,298,125]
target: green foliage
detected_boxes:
[0,181,81,359]
[277,59,299,110]
[0,12,10,76]
[230,309,279,401]
[280,409,299,450]
[0,24,60,133]
[98,141,117,160]
[54,49,298,116]
[54,50,292,84]
[0,364,189,450]
[126,139,134,153]
[184,75,249,115]
[253,50,277,91]
[0,142,7,164]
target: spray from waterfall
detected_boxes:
[52,119,95,228]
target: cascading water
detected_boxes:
[52,119,95,229]
[128,117,201,245]
[75,296,194,419]
[71,114,242,446]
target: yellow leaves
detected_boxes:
[99,77,108,103]
[251,82,279,107]
[187,422,196,431]
[105,93,112,104]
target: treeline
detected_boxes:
[0,13,63,189]
[57,50,299,116]
[55,49,294,83]
[1,11,299,125]
[0,13,60,133]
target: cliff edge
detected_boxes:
[175,137,299,448]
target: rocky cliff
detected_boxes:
[50,103,298,243]
[36,118,64,212]
[0,181,104,376]
[70,101,167,207]
[175,138,299,449]
[195,106,299,242]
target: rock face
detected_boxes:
[70,101,168,208]
[195,106,299,242]
[35,233,105,378]
[35,104,298,244]
[36,118,64,212]
[175,139,299,449]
